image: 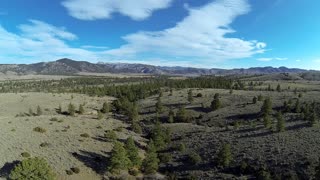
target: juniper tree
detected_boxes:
[68,103,76,116]
[36,105,42,116]
[261,97,272,116]
[263,114,272,129]
[253,96,257,104]
[168,109,175,123]
[155,98,164,114]
[276,112,285,132]
[188,89,194,103]
[125,137,142,168]
[217,143,232,167]
[78,104,85,115]
[211,93,221,111]
[101,102,110,113]
[276,84,281,92]
[142,140,159,174]
[109,141,131,174]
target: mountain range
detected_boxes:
[0,58,315,76]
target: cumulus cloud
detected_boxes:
[103,0,266,63]
[257,57,288,62]
[0,20,98,63]
[62,0,172,20]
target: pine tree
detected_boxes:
[125,137,142,168]
[101,102,110,113]
[261,97,272,116]
[276,84,281,92]
[211,93,221,111]
[294,99,301,113]
[142,140,159,174]
[263,114,272,129]
[109,141,131,174]
[253,96,257,104]
[36,105,42,116]
[276,112,285,132]
[176,107,188,122]
[168,109,175,123]
[155,98,164,114]
[217,143,232,167]
[79,104,85,115]
[128,103,139,122]
[68,103,76,116]
[97,110,104,120]
[188,89,193,103]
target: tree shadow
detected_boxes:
[238,130,273,139]
[286,122,310,131]
[71,150,110,175]
[0,161,20,178]
[187,106,211,113]
[226,112,260,121]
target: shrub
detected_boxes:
[101,102,110,113]
[78,104,85,115]
[97,111,104,120]
[159,153,172,163]
[33,127,46,133]
[217,143,232,167]
[196,93,203,97]
[132,122,142,134]
[36,105,43,116]
[71,167,80,174]
[9,157,55,180]
[188,152,202,165]
[80,133,90,138]
[66,169,73,175]
[105,130,117,142]
[68,103,76,116]
[21,152,31,158]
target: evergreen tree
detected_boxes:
[211,93,221,111]
[276,84,281,92]
[79,104,85,115]
[188,89,194,103]
[142,140,160,174]
[217,143,232,167]
[101,102,110,113]
[128,103,139,122]
[97,110,104,120]
[176,107,188,122]
[109,141,131,174]
[263,114,272,129]
[68,103,76,116]
[253,96,257,104]
[36,105,42,116]
[309,112,317,127]
[168,109,175,123]
[125,137,142,168]
[261,97,272,116]
[155,98,164,114]
[294,99,301,113]
[276,112,285,132]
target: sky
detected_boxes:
[0,0,320,70]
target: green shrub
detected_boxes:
[66,169,73,175]
[188,152,202,165]
[33,127,46,133]
[21,152,31,158]
[105,130,117,142]
[80,133,90,138]
[9,157,55,180]
[71,167,80,174]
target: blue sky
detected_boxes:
[0,0,320,70]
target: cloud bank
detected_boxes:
[62,0,173,20]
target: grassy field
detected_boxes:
[0,93,145,179]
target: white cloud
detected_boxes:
[296,59,301,62]
[0,20,99,63]
[257,57,287,62]
[62,0,172,20]
[103,0,266,63]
